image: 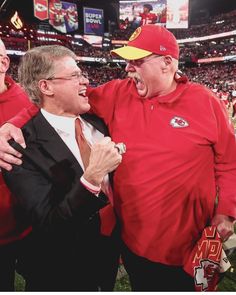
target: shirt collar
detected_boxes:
[156,81,188,104]
[41,108,80,137]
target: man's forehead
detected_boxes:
[55,56,77,65]
[127,54,155,62]
[54,58,80,71]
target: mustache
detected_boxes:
[127,72,141,81]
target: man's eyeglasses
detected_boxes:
[125,55,162,67]
[46,71,89,81]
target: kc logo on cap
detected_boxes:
[129,27,142,42]
[111,24,179,61]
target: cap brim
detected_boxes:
[111,46,152,60]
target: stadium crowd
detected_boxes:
[7,58,236,97]
[114,10,236,40]
[1,9,236,57]
[172,10,236,39]
[179,41,236,61]
[4,7,236,92]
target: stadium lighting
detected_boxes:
[216,20,224,24]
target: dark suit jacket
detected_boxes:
[3,112,120,291]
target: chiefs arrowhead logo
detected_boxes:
[34,0,48,20]
[129,27,142,41]
[35,3,47,11]
[194,259,220,291]
[170,116,189,128]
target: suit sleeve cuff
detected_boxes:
[80,176,101,195]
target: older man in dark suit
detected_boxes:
[2,45,122,291]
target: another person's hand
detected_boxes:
[211,214,235,241]
[0,123,25,171]
[83,137,122,186]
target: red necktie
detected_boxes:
[75,118,116,236]
[75,118,91,169]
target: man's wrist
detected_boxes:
[83,168,103,187]
[80,175,101,195]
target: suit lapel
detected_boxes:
[32,112,113,188]
[32,112,84,177]
[34,113,108,161]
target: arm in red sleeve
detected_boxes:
[87,81,118,124]
[87,79,131,125]
[213,97,236,219]
[8,105,39,128]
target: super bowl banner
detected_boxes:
[83,7,104,36]
[34,0,48,20]
[49,0,78,33]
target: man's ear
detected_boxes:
[163,55,173,66]
[161,55,173,73]
[38,80,54,96]
[0,55,10,73]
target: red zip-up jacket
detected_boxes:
[0,76,32,245]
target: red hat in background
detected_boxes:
[184,225,231,291]
[111,24,179,60]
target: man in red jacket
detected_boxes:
[139,4,157,25]
[0,26,235,291]
[133,4,157,26]
[0,39,32,290]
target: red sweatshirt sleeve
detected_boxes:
[87,80,119,124]
[87,79,132,125]
[213,97,236,219]
[8,104,39,128]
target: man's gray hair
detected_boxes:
[18,45,77,106]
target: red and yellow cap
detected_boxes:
[111,24,179,60]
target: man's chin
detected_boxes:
[84,104,91,112]
[79,104,91,114]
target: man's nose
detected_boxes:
[80,76,89,85]
[125,62,135,72]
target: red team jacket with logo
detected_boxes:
[0,76,32,245]
[10,78,236,266]
[88,79,236,266]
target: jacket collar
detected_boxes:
[30,112,109,177]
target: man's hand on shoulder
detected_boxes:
[0,123,25,171]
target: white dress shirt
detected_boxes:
[41,109,112,200]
